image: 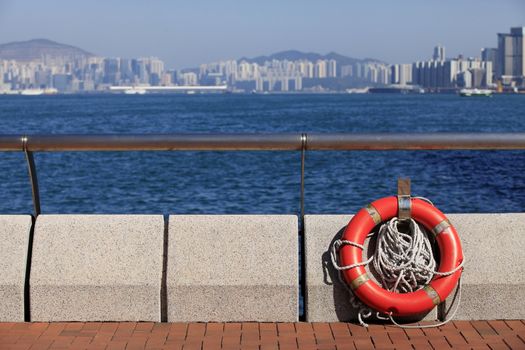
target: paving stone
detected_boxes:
[0,321,521,349]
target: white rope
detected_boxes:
[331,216,464,328]
[373,218,437,293]
[387,277,462,329]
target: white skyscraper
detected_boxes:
[314,60,327,78]
[327,59,337,77]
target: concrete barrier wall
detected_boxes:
[0,215,32,322]
[445,214,525,320]
[30,215,164,321]
[167,215,298,322]
[0,213,523,322]
[304,213,525,322]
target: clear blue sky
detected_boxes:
[0,0,523,68]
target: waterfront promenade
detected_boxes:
[1,133,525,349]
[1,321,524,349]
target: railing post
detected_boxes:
[300,133,307,225]
[299,133,307,321]
[23,136,41,217]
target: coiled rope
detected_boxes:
[331,216,464,328]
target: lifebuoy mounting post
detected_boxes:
[397,178,411,220]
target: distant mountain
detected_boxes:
[239,50,386,65]
[0,39,94,61]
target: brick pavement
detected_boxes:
[0,321,524,349]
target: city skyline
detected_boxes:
[1,25,523,93]
[0,0,524,68]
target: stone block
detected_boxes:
[0,215,32,321]
[30,215,164,321]
[167,215,298,321]
[305,213,525,322]
[444,214,525,320]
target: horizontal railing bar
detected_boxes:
[1,134,303,151]
[0,133,525,152]
[306,133,525,150]
[0,135,25,151]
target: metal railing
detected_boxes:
[2,132,525,217]
[2,132,525,151]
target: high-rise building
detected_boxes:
[433,45,445,61]
[103,58,120,85]
[341,65,353,77]
[411,57,491,89]
[327,59,337,77]
[481,48,498,80]
[314,60,327,78]
[391,64,413,85]
[497,27,525,83]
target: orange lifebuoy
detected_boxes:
[340,196,463,317]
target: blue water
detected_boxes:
[0,94,524,215]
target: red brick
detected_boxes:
[353,337,374,349]
[335,341,356,350]
[346,323,368,337]
[312,322,334,342]
[11,324,32,331]
[126,338,147,350]
[99,323,118,334]
[135,322,154,333]
[454,320,476,331]
[205,323,223,335]
[162,340,184,350]
[277,323,295,335]
[370,333,393,347]
[505,320,525,333]
[408,344,432,350]
[438,322,457,332]
[329,322,351,341]
[428,335,452,349]
[151,323,171,335]
[84,343,108,350]
[224,323,242,332]
[487,344,511,350]
[503,335,525,350]
[145,337,167,349]
[0,323,16,332]
[106,340,127,350]
[488,320,513,336]
[461,330,486,345]
[41,324,65,337]
[168,323,187,339]
[472,320,498,337]
[259,323,277,335]
[114,322,136,337]
[442,331,468,346]
[0,321,520,350]
[186,323,205,339]
[0,334,21,348]
[82,323,102,332]
[27,339,54,350]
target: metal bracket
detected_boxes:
[397,178,411,220]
